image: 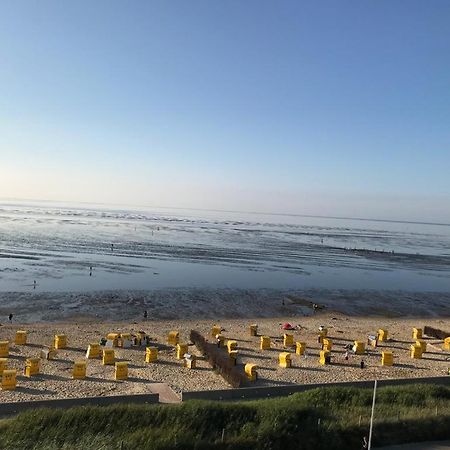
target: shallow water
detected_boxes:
[1,201,450,293]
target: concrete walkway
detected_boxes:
[148,383,180,403]
[376,440,450,449]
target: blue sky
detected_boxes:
[1,1,449,221]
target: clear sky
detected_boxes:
[1,1,449,222]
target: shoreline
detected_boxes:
[0,287,449,324]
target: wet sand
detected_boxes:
[0,287,449,324]
[2,203,450,295]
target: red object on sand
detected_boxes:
[282,323,294,330]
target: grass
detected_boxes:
[0,384,449,449]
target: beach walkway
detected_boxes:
[148,383,180,403]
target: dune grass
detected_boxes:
[0,384,449,449]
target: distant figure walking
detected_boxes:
[8,313,13,322]
[111,243,114,251]
[33,280,36,289]
[143,310,148,320]
[89,265,93,276]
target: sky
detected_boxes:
[1,1,449,222]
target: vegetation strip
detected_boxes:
[0,384,449,449]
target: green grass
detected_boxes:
[0,384,449,449]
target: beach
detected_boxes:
[0,203,449,404]
[0,312,449,403]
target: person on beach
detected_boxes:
[33,280,36,289]
[8,313,13,322]
[143,310,148,319]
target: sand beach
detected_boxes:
[0,311,449,404]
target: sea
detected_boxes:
[1,200,450,294]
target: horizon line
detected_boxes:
[1,196,450,228]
